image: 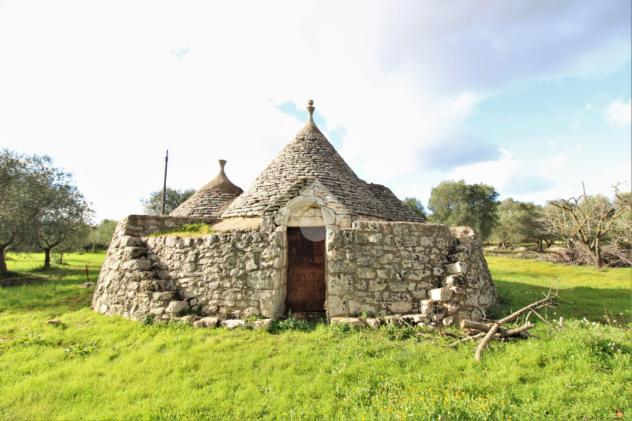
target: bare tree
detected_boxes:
[545,185,631,267]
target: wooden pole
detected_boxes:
[161,150,169,215]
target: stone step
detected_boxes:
[447,261,467,275]
[429,287,453,302]
[443,274,465,288]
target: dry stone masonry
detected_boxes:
[93,100,497,327]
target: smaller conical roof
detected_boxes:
[171,160,243,219]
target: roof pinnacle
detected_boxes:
[307,99,315,122]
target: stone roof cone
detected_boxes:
[222,100,423,221]
[171,159,243,218]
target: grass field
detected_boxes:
[0,252,630,420]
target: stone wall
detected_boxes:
[326,222,453,317]
[93,215,287,321]
[93,215,496,325]
[326,221,496,323]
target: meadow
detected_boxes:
[0,252,630,420]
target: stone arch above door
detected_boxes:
[274,196,336,229]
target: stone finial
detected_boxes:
[219,159,227,173]
[307,99,315,122]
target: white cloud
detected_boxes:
[0,1,629,219]
[606,100,632,127]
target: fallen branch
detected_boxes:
[454,291,557,362]
[474,323,499,362]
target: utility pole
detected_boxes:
[161,150,169,215]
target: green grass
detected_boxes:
[0,252,630,420]
[488,256,632,324]
[149,223,215,237]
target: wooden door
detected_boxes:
[286,227,326,314]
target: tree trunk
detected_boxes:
[594,240,603,267]
[0,245,7,274]
[43,248,52,270]
[59,252,64,265]
[537,240,543,252]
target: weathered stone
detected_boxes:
[330,317,364,327]
[389,301,413,314]
[420,299,436,317]
[153,291,175,301]
[442,316,455,326]
[447,262,467,274]
[193,317,219,328]
[250,319,273,330]
[166,300,188,315]
[444,274,464,288]
[429,288,453,302]
[93,209,495,325]
[221,319,246,329]
[365,318,381,329]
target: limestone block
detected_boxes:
[430,288,453,302]
[122,258,152,271]
[420,299,435,317]
[432,267,444,276]
[365,318,381,329]
[193,317,219,328]
[258,290,279,317]
[242,307,260,318]
[447,262,467,274]
[444,274,464,288]
[120,235,143,247]
[390,281,408,292]
[165,300,188,315]
[326,295,348,317]
[221,319,246,329]
[357,268,376,279]
[389,301,413,314]
[367,279,387,292]
[153,291,174,301]
[250,319,273,330]
[150,306,165,315]
[330,317,364,327]
[328,274,354,294]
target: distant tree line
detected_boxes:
[403,180,631,267]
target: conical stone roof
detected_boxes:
[171,160,243,219]
[222,100,423,222]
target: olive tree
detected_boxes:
[0,151,52,273]
[492,199,553,250]
[141,188,195,215]
[428,180,499,241]
[402,197,427,221]
[35,176,93,269]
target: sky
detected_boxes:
[1,0,630,222]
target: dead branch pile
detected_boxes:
[451,292,557,362]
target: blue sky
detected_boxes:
[0,1,630,221]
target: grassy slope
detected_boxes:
[0,253,630,420]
